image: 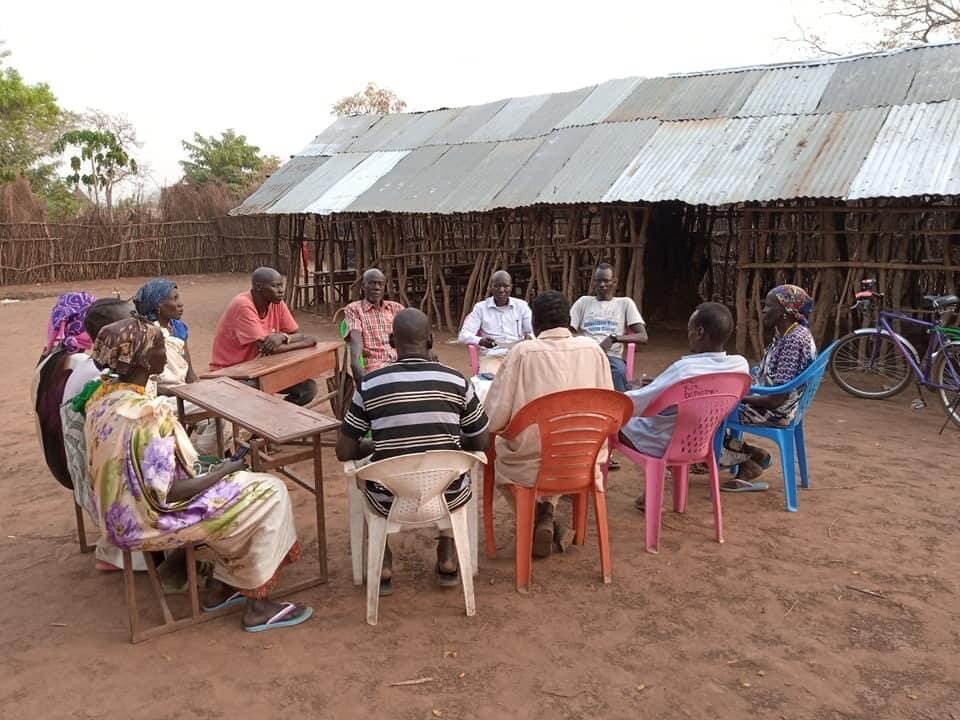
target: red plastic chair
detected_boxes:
[468,342,481,376]
[483,389,633,593]
[609,372,751,554]
[625,344,636,382]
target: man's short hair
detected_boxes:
[532,290,570,331]
[84,298,132,339]
[693,302,734,345]
[595,262,614,276]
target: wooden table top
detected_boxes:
[170,377,340,443]
[202,342,341,381]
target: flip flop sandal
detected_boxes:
[95,560,122,572]
[244,603,314,633]
[435,564,461,588]
[202,590,246,612]
[720,479,770,493]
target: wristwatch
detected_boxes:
[282,333,291,344]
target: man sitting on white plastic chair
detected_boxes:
[336,308,489,595]
[621,302,749,510]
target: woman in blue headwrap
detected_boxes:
[133,278,197,385]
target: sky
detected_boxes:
[1,0,874,195]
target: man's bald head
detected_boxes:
[252,266,281,286]
[391,308,433,357]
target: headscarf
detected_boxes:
[132,278,188,340]
[771,284,814,326]
[91,317,162,378]
[45,291,96,354]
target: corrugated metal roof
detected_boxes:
[738,64,837,117]
[424,100,510,145]
[267,154,369,214]
[467,94,551,143]
[848,100,960,198]
[304,151,410,214]
[231,156,328,215]
[555,77,642,128]
[750,107,888,200]
[605,116,798,204]
[437,138,544,212]
[235,42,960,215]
[297,115,380,156]
[384,108,464,150]
[539,120,660,204]
[490,126,595,208]
[345,113,422,152]
[348,145,451,212]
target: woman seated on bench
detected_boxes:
[82,316,313,633]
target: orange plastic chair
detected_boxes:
[482,388,633,593]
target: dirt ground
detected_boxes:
[1,273,958,720]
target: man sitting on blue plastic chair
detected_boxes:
[720,284,817,493]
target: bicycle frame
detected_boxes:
[874,309,960,392]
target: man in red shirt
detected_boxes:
[343,268,404,380]
[210,267,319,405]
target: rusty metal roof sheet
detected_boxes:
[848,99,960,198]
[235,42,960,215]
[231,156,328,215]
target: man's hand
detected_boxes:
[259,333,287,354]
[479,337,497,349]
[599,333,617,352]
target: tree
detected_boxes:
[790,0,960,55]
[53,128,138,216]
[0,59,63,182]
[332,82,407,116]
[179,129,279,191]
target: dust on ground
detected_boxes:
[1,274,958,719]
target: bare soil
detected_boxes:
[1,274,958,720]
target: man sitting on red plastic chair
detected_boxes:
[620,302,749,511]
[457,270,533,376]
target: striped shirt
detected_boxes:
[341,357,489,460]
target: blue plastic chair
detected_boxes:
[723,340,838,512]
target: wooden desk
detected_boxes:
[169,378,340,585]
[202,342,340,395]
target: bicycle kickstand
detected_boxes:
[938,394,960,435]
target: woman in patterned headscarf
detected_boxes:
[32,291,98,490]
[722,284,817,491]
[83,317,313,632]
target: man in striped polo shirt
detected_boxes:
[336,308,489,595]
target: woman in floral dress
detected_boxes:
[83,316,313,632]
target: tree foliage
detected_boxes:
[332,82,407,116]
[0,60,63,182]
[53,128,138,215]
[179,129,278,191]
[793,0,960,55]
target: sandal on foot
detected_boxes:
[95,560,122,572]
[379,577,394,597]
[435,563,460,588]
[720,478,770,493]
[202,591,246,612]
[244,603,313,633]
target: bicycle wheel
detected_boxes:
[829,331,914,399]
[932,342,960,428]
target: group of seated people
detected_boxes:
[31,262,816,634]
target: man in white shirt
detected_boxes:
[458,270,533,375]
[619,302,749,508]
[570,263,647,392]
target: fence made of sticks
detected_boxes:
[0,217,285,286]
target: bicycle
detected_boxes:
[828,279,960,430]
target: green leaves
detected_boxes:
[179,128,276,191]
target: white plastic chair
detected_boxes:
[344,454,481,587]
[350,450,486,625]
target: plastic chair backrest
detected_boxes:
[791,342,836,423]
[625,343,636,381]
[502,389,633,494]
[749,340,837,426]
[333,307,364,370]
[356,450,482,526]
[642,372,751,463]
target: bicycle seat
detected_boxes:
[922,295,960,310]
